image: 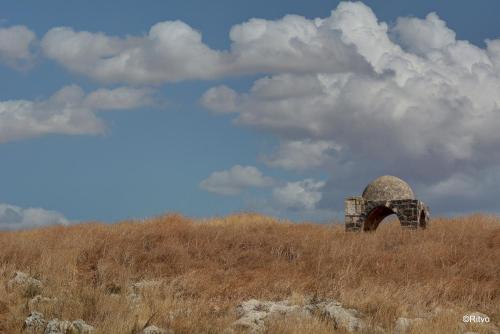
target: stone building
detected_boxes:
[345,175,430,231]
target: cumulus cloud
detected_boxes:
[391,12,456,56]
[262,139,339,171]
[200,86,239,113]
[0,85,154,143]
[0,25,36,69]
[200,165,274,195]
[0,203,69,231]
[201,2,500,214]
[41,14,369,84]
[272,179,325,211]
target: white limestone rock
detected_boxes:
[231,298,366,333]
[43,318,94,334]
[320,301,366,333]
[23,312,47,333]
[44,319,74,334]
[8,272,42,290]
[71,319,95,333]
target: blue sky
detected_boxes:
[1,0,500,229]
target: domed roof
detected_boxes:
[362,175,415,201]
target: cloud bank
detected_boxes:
[200,165,274,195]
[0,203,69,231]
[200,2,500,215]
[4,1,500,218]
[0,25,36,69]
[0,85,154,143]
[40,15,368,84]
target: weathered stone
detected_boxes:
[42,318,94,334]
[8,271,42,290]
[362,175,415,201]
[44,319,74,334]
[233,299,306,333]
[71,319,95,333]
[23,312,47,333]
[345,175,430,231]
[321,302,366,332]
[231,298,367,333]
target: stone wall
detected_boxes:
[345,198,430,232]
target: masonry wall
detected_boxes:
[345,198,430,231]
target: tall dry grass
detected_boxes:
[0,213,499,333]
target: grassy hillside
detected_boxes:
[0,213,499,333]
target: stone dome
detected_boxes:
[362,175,415,201]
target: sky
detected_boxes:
[1,0,500,230]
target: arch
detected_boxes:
[363,206,398,231]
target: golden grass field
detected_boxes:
[0,213,499,333]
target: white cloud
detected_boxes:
[0,85,155,143]
[262,139,339,170]
[200,165,274,195]
[202,2,500,211]
[0,25,36,69]
[83,87,154,110]
[392,12,456,56]
[200,85,239,113]
[41,13,369,84]
[0,203,69,231]
[272,179,325,210]
[10,1,500,216]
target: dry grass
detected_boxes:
[0,213,499,333]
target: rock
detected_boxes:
[233,299,308,333]
[43,319,94,334]
[71,319,95,333]
[8,272,42,290]
[44,319,74,334]
[394,317,426,334]
[321,302,366,332]
[23,312,47,333]
[231,298,366,333]
[142,325,173,334]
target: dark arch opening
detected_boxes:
[419,210,427,229]
[363,206,397,231]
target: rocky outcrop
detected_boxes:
[231,298,366,333]
[22,312,94,334]
[23,312,47,333]
[319,301,366,332]
[232,299,306,333]
[7,272,42,290]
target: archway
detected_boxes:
[363,206,398,231]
